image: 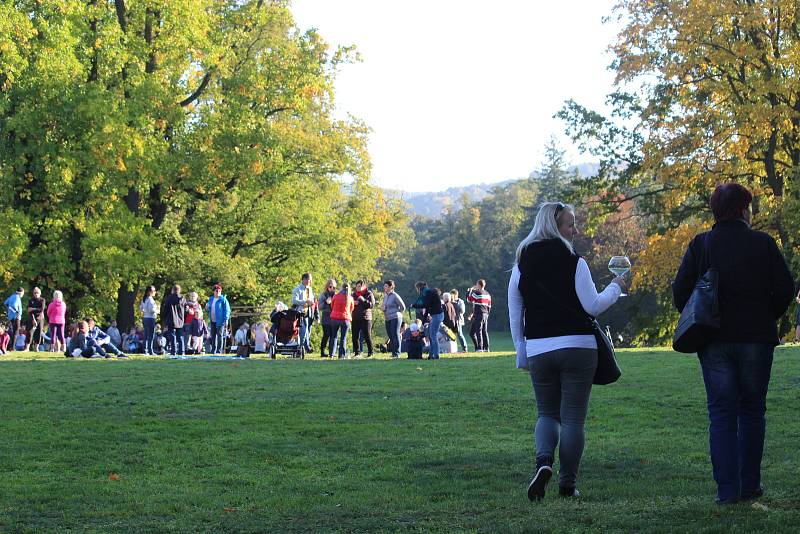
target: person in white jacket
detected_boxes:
[508,201,626,502]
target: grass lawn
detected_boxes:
[1,338,799,532]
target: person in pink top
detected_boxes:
[329,282,355,359]
[47,290,67,353]
[0,324,9,355]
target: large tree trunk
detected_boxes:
[116,284,139,333]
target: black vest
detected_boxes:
[518,239,594,339]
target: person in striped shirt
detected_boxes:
[467,279,492,352]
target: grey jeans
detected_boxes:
[528,348,597,488]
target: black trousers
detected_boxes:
[320,323,333,356]
[470,314,490,351]
[351,319,374,356]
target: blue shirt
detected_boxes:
[4,293,22,320]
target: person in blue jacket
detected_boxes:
[4,287,24,343]
[206,283,231,354]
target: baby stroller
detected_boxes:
[269,308,304,359]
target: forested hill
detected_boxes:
[388,163,598,219]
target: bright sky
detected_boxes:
[291,0,620,192]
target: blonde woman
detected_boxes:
[509,202,625,501]
[46,290,67,353]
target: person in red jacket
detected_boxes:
[329,282,355,359]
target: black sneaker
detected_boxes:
[117,353,129,359]
[559,486,581,498]
[527,465,553,501]
[741,487,764,501]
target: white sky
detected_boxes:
[291,0,621,192]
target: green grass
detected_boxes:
[1,342,799,532]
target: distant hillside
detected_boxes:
[388,163,599,219]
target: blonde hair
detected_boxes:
[515,202,575,264]
[53,290,64,301]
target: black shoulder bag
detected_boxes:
[672,233,720,353]
[535,282,621,385]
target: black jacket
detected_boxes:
[352,289,376,321]
[672,220,794,345]
[518,239,594,339]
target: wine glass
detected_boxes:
[608,255,632,296]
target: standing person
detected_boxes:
[673,183,794,505]
[186,292,201,351]
[26,287,46,352]
[164,284,187,356]
[509,201,626,501]
[14,326,26,351]
[329,282,354,359]
[292,273,315,353]
[318,279,337,358]
[351,280,376,358]
[254,322,269,354]
[442,292,458,333]
[450,289,469,353]
[47,290,67,353]
[189,308,208,354]
[4,287,24,342]
[206,283,231,354]
[381,280,406,358]
[140,286,159,355]
[467,279,492,352]
[411,282,444,360]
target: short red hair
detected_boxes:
[709,183,752,222]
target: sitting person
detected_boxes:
[254,322,269,353]
[269,302,288,337]
[399,321,410,353]
[406,321,426,360]
[0,324,9,355]
[66,320,108,358]
[14,325,27,351]
[123,327,141,353]
[86,317,128,358]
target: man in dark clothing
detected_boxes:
[163,284,187,356]
[467,279,492,352]
[26,287,46,351]
[351,280,376,358]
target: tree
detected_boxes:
[0,0,403,329]
[535,135,578,205]
[558,0,800,339]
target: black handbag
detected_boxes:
[672,234,720,353]
[536,282,621,385]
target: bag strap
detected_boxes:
[699,231,715,273]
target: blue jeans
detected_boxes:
[143,318,156,355]
[455,322,468,352]
[698,342,774,502]
[428,312,444,359]
[528,348,597,489]
[385,318,401,357]
[299,314,312,351]
[329,319,350,358]
[210,322,226,354]
[167,326,185,356]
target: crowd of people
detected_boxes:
[1,275,494,360]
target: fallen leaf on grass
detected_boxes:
[416,367,423,371]
[224,507,237,513]
[751,502,769,511]
[108,473,120,481]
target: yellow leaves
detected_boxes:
[250,160,263,174]
[632,222,706,293]
[108,472,120,481]
[116,156,127,172]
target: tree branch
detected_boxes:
[180,71,212,107]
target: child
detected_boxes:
[0,324,9,355]
[189,307,207,354]
[407,321,425,360]
[14,325,27,351]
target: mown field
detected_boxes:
[1,340,799,533]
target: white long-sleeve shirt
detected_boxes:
[508,258,621,368]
